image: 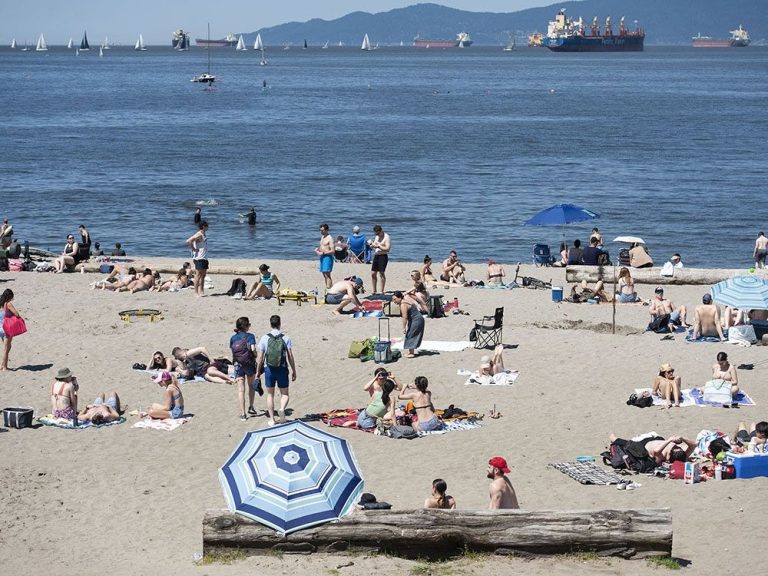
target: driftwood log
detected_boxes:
[566,265,765,286]
[203,508,672,559]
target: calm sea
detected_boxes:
[1,45,766,267]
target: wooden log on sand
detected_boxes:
[203,508,672,559]
[566,265,766,286]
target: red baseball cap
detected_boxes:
[489,456,511,474]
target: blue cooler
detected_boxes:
[727,451,768,479]
[551,287,563,302]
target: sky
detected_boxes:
[2,1,554,45]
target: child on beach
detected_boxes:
[148,371,184,419]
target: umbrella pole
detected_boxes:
[612,262,616,335]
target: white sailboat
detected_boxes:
[503,34,516,51]
[322,40,329,49]
[10,38,16,49]
[192,23,216,85]
[36,33,48,51]
[236,34,247,51]
[67,37,73,49]
[75,48,80,56]
[99,45,104,57]
[254,33,263,51]
[135,34,147,51]
[361,33,372,51]
[102,36,111,49]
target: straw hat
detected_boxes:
[659,363,673,373]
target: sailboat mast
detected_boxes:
[207,23,211,74]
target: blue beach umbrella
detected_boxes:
[524,203,600,227]
[219,420,364,535]
[710,276,768,310]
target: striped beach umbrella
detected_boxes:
[219,420,364,534]
[710,276,768,310]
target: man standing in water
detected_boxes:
[315,223,334,289]
[194,207,202,225]
[247,207,256,226]
[487,456,519,509]
[186,221,209,297]
[370,224,391,294]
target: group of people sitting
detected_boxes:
[651,351,738,408]
[148,347,234,385]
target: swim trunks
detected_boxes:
[325,292,345,305]
[371,254,389,273]
[319,254,334,273]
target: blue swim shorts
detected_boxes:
[319,254,334,273]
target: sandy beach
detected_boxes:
[1,258,766,576]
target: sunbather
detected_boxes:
[486,259,506,285]
[53,234,79,273]
[616,267,638,303]
[570,280,611,303]
[148,371,184,419]
[441,251,466,284]
[406,282,430,312]
[357,378,395,430]
[649,287,688,329]
[155,269,189,292]
[172,346,233,384]
[78,392,122,424]
[652,363,681,407]
[693,294,724,340]
[245,264,280,300]
[147,350,174,371]
[711,351,739,399]
[51,367,79,419]
[479,344,505,376]
[101,268,153,292]
[424,479,456,509]
[608,432,695,464]
[552,243,568,267]
[399,376,442,432]
[735,421,768,448]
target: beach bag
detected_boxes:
[265,333,286,368]
[348,338,373,359]
[648,314,671,333]
[8,259,23,272]
[597,252,611,266]
[728,324,757,346]
[225,278,247,297]
[702,379,732,404]
[626,392,654,408]
[428,295,446,318]
[388,424,418,440]
[231,334,255,366]
[2,315,27,338]
[669,460,686,480]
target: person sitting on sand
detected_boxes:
[648,287,688,330]
[710,351,739,400]
[735,421,768,448]
[652,363,682,408]
[567,239,584,265]
[629,242,653,268]
[570,280,611,303]
[172,346,233,384]
[608,432,695,464]
[78,392,122,424]
[399,376,442,432]
[155,269,189,292]
[111,242,126,257]
[357,378,396,430]
[488,456,519,509]
[245,264,280,300]
[693,293,725,340]
[406,281,430,313]
[148,371,184,419]
[723,306,747,330]
[50,367,79,419]
[616,267,638,303]
[424,479,456,509]
[479,345,506,376]
[551,243,568,268]
[325,277,365,314]
[364,367,404,396]
[53,234,79,273]
[147,351,174,371]
[441,251,466,284]
[486,259,506,285]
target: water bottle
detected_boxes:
[715,463,722,481]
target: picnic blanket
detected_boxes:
[132,416,192,431]
[393,340,473,352]
[548,461,627,485]
[686,329,727,343]
[38,415,126,429]
[461,370,520,386]
[319,407,482,436]
[635,388,755,407]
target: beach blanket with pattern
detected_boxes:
[319,408,482,435]
[132,416,192,431]
[634,388,755,407]
[548,462,627,485]
[38,415,126,429]
[686,329,728,343]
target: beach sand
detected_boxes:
[1,259,765,576]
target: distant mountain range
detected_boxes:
[241,1,766,47]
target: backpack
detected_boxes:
[597,252,611,266]
[265,333,286,368]
[231,334,254,366]
[626,392,654,408]
[225,278,247,297]
[387,424,418,439]
[428,296,446,319]
[648,314,671,333]
[601,440,658,473]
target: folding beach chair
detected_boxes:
[533,244,554,267]
[347,235,368,264]
[471,307,504,349]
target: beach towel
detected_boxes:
[392,340,473,352]
[463,370,519,386]
[133,416,192,431]
[38,415,126,429]
[131,368,215,382]
[634,387,755,407]
[418,419,482,436]
[548,462,627,485]
[686,329,727,343]
[352,310,385,318]
[322,408,363,428]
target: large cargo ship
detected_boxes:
[195,33,238,47]
[172,29,190,50]
[692,25,750,48]
[413,32,472,48]
[542,9,644,52]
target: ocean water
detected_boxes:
[1,45,766,267]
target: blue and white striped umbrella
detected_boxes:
[219,420,364,535]
[710,276,768,310]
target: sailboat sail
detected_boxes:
[236,35,247,50]
[361,34,371,51]
[80,31,90,51]
[99,45,103,57]
[254,33,263,51]
[102,36,110,49]
[303,39,308,49]
[67,37,73,49]
[322,41,329,49]
[135,34,147,50]
[36,34,48,51]
[11,39,17,49]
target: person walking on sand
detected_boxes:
[370,224,390,293]
[256,315,297,426]
[186,220,209,297]
[754,232,768,269]
[315,223,334,289]
[487,456,519,509]
[230,316,261,421]
[1,289,22,371]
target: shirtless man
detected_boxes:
[78,392,122,425]
[693,293,724,340]
[441,251,466,284]
[370,225,391,293]
[754,232,768,269]
[487,456,519,509]
[325,277,365,314]
[649,287,688,328]
[315,223,334,289]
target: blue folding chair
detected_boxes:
[533,244,554,267]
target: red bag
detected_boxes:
[669,460,686,480]
[2,315,27,338]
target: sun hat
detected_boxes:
[153,371,172,383]
[56,367,73,380]
[488,456,511,474]
[480,355,491,369]
[352,225,360,233]
[659,363,673,373]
